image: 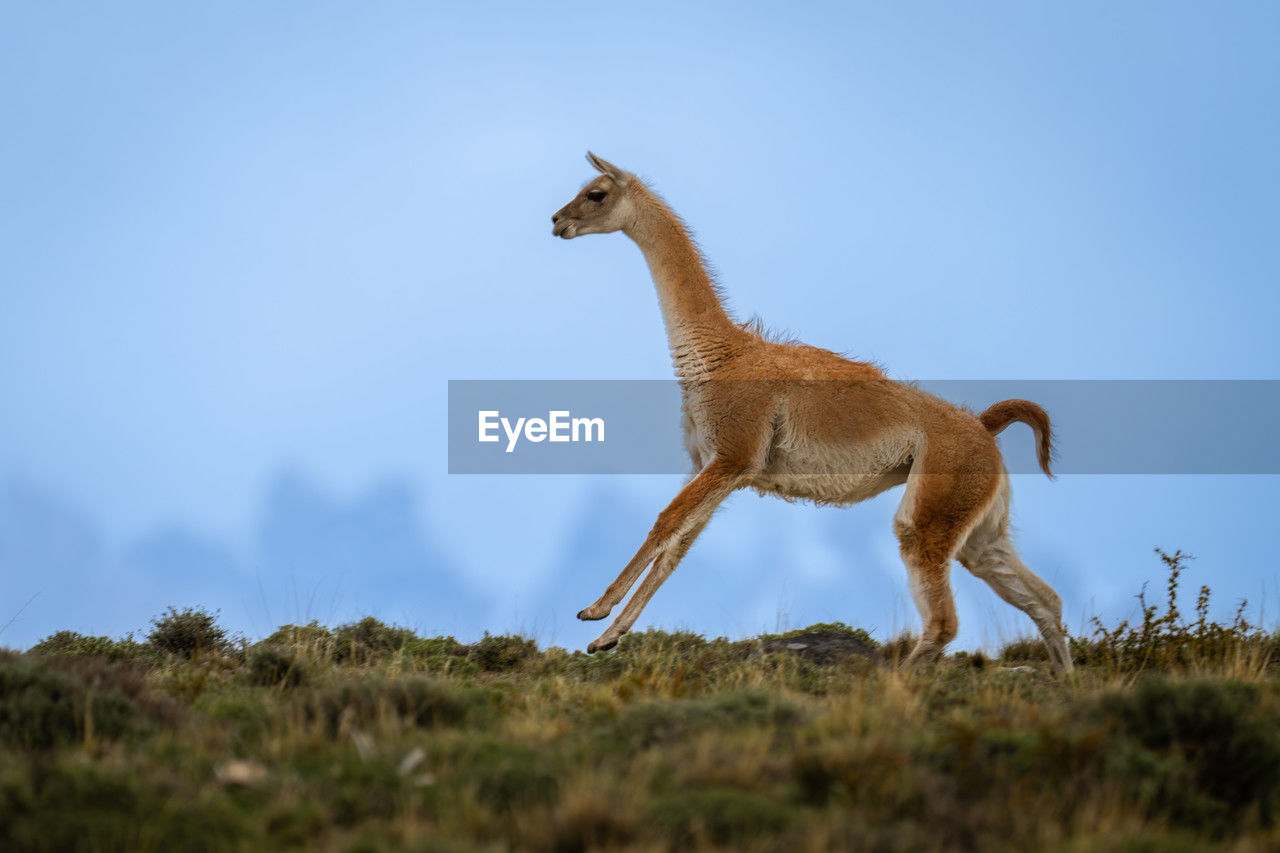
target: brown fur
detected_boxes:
[978,399,1054,478]
[551,153,1073,673]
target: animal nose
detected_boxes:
[551,212,561,224]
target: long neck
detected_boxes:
[624,187,739,378]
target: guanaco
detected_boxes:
[551,153,1071,673]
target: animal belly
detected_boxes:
[750,466,910,506]
[751,426,917,505]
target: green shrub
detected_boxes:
[262,798,329,848]
[331,617,418,665]
[454,739,560,814]
[1100,678,1280,828]
[0,756,248,851]
[30,631,156,665]
[323,753,407,827]
[997,636,1051,663]
[246,644,308,688]
[200,689,274,747]
[609,630,759,678]
[0,757,141,849]
[0,659,81,749]
[612,629,710,657]
[644,786,793,846]
[148,606,234,659]
[405,635,471,673]
[764,621,880,648]
[31,631,118,658]
[793,738,925,811]
[0,657,144,748]
[910,708,1107,834]
[262,621,335,657]
[604,689,801,750]
[306,676,488,733]
[467,633,537,672]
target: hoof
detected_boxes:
[577,607,608,622]
[586,637,618,654]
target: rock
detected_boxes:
[757,631,878,664]
[214,759,268,787]
[398,746,427,777]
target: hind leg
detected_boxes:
[893,501,966,667]
[894,448,1005,667]
[959,509,1073,674]
[899,546,959,667]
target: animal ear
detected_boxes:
[586,151,629,185]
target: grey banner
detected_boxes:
[448,380,1280,474]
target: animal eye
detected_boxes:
[586,190,606,202]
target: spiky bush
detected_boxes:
[147,606,233,659]
[1069,549,1272,672]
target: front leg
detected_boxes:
[586,516,710,651]
[584,456,746,652]
[576,529,665,622]
[577,514,712,621]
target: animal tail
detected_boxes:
[978,399,1054,478]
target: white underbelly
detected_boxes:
[750,468,910,505]
[750,430,917,505]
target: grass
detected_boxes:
[4,551,1280,850]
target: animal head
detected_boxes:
[551,152,636,239]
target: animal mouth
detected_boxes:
[552,220,576,239]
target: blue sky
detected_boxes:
[2,3,1279,651]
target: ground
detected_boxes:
[3,554,1280,851]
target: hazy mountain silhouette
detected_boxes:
[0,472,1094,654]
[0,471,488,648]
[120,526,252,633]
[255,469,485,637]
[0,481,111,642]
